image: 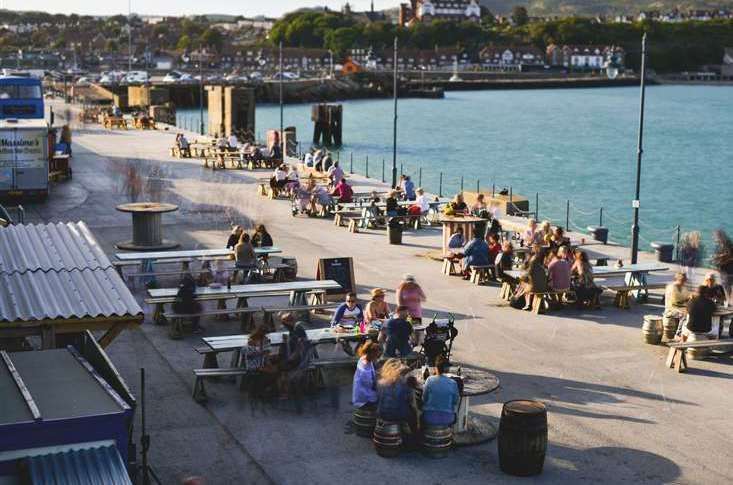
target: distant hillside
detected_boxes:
[479,0,733,16]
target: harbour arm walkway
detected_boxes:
[18,104,733,484]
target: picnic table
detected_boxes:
[592,263,669,300]
[411,366,500,446]
[439,215,486,256]
[115,247,281,262]
[203,326,374,353]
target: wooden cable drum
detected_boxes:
[662,315,680,340]
[422,425,453,458]
[373,420,403,457]
[498,400,548,477]
[642,315,663,345]
[353,407,376,438]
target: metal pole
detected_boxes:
[439,172,443,197]
[382,159,385,182]
[128,0,132,73]
[600,207,604,227]
[350,152,353,174]
[476,179,480,194]
[566,200,570,232]
[418,167,422,187]
[366,156,369,178]
[391,37,398,188]
[199,44,204,135]
[535,192,539,220]
[675,225,681,262]
[141,368,149,485]
[631,33,647,265]
[492,183,495,198]
[460,176,464,192]
[279,41,284,159]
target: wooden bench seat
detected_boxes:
[469,265,494,285]
[261,302,340,328]
[442,258,461,276]
[665,340,733,373]
[604,283,667,309]
[163,306,264,337]
[192,367,252,403]
[528,289,576,314]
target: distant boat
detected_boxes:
[449,58,463,82]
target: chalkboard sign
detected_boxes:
[316,257,355,297]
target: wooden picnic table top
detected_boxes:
[505,263,670,282]
[203,326,375,351]
[438,215,486,224]
[410,366,499,397]
[116,247,281,261]
[148,279,341,299]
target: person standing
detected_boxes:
[711,229,733,305]
[396,275,426,323]
[678,231,703,280]
[402,176,416,201]
[379,306,413,357]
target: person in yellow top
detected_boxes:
[665,272,690,318]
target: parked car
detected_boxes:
[124,71,149,84]
[272,71,300,81]
[162,71,183,83]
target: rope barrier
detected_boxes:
[567,202,599,217]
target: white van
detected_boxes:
[123,71,149,84]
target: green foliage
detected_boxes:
[511,6,529,26]
[177,34,192,51]
[199,28,224,52]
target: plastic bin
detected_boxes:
[587,226,609,244]
[650,242,674,263]
[388,218,403,245]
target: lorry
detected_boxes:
[0,118,49,199]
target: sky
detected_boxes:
[2,0,391,18]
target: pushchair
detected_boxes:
[291,186,312,216]
[419,315,458,367]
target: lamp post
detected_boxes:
[279,41,284,159]
[128,0,132,73]
[391,37,398,189]
[198,44,204,135]
[630,33,647,264]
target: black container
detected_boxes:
[388,218,403,245]
[498,400,548,476]
[587,226,609,244]
[650,242,674,263]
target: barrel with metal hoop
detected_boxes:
[373,420,403,457]
[422,425,453,458]
[662,314,680,340]
[353,406,376,438]
[642,315,663,345]
[498,400,548,477]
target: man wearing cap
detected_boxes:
[379,306,414,357]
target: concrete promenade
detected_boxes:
[20,105,733,484]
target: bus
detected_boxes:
[0,76,44,120]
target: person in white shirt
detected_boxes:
[327,161,344,187]
[304,152,314,167]
[216,136,227,150]
[227,133,239,150]
[415,188,430,215]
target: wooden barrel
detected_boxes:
[662,315,680,340]
[686,332,710,360]
[373,420,403,457]
[498,400,547,477]
[642,315,663,345]
[422,425,453,458]
[353,407,376,438]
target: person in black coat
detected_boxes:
[252,224,274,247]
[227,225,244,249]
[685,286,716,335]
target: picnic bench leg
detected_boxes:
[229,349,242,368]
[666,347,678,368]
[203,353,219,369]
[217,299,229,320]
[674,349,688,373]
[153,303,167,325]
[193,376,208,403]
[169,317,183,339]
[235,297,253,332]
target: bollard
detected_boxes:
[350,152,353,174]
[366,156,369,178]
[382,159,385,182]
[565,200,570,232]
[439,172,443,197]
[418,167,422,188]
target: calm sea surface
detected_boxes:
[178,85,732,254]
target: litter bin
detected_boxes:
[388,218,403,245]
[650,242,674,263]
[587,226,608,244]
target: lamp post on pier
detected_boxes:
[391,37,398,189]
[630,33,647,264]
[279,41,284,159]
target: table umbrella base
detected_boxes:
[115,239,180,251]
[453,413,498,447]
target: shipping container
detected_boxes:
[0,118,49,199]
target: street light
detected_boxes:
[630,33,648,264]
[279,41,284,159]
[391,37,398,189]
[199,45,204,135]
[128,0,132,73]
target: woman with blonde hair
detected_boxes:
[396,275,426,323]
[679,231,703,280]
[540,220,552,245]
[352,341,381,410]
[377,358,418,439]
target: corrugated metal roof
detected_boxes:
[25,444,132,485]
[0,222,112,275]
[0,269,142,323]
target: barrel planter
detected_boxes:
[498,400,548,477]
[662,315,680,341]
[373,420,403,457]
[422,425,453,458]
[642,315,663,345]
[353,407,376,438]
[686,332,710,360]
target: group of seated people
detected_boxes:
[174,133,191,157]
[303,149,333,172]
[225,224,274,283]
[291,175,356,215]
[664,271,729,339]
[353,349,459,447]
[270,163,301,197]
